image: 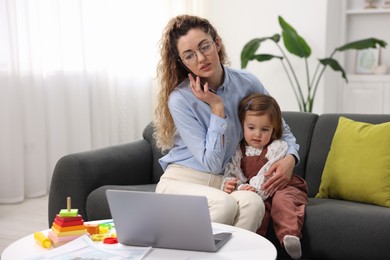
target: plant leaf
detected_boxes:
[241,36,280,68]
[253,54,283,62]
[279,16,311,58]
[320,58,348,83]
[337,38,387,51]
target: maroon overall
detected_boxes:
[240,143,308,245]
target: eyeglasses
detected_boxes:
[180,40,215,66]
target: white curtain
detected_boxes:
[0,0,202,203]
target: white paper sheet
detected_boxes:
[27,234,151,260]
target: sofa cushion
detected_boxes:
[316,117,390,207]
[301,198,390,259]
[281,112,318,178]
[305,113,390,198]
[86,184,157,221]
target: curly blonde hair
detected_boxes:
[153,15,229,152]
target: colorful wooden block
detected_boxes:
[48,231,81,243]
[51,228,87,237]
[55,214,82,222]
[48,197,88,246]
[85,223,100,235]
[48,231,84,247]
[34,232,52,248]
[59,197,78,217]
[52,223,86,232]
[54,218,84,227]
[59,209,78,217]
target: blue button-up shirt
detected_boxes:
[159,66,299,174]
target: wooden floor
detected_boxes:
[0,195,48,256]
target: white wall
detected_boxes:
[203,0,333,113]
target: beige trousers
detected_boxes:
[156,164,265,232]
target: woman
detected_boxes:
[153,14,299,232]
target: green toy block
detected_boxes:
[59,196,78,217]
[59,209,78,217]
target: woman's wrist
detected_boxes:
[287,154,298,166]
[211,102,225,118]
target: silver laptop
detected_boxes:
[106,190,232,252]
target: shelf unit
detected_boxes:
[339,0,390,114]
[346,9,390,15]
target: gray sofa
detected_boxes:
[48,112,390,259]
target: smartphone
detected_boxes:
[178,59,216,94]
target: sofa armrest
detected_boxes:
[48,139,153,226]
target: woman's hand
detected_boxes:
[189,74,224,118]
[261,154,295,196]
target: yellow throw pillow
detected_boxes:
[316,116,390,207]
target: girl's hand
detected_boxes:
[188,74,224,118]
[223,178,238,194]
[241,184,257,193]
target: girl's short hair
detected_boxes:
[238,93,283,140]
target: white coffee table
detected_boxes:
[2,221,277,259]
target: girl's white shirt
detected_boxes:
[222,139,288,200]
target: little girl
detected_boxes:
[222,93,308,259]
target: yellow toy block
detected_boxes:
[51,228,87,237]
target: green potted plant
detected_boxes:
[240,16,387,112]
